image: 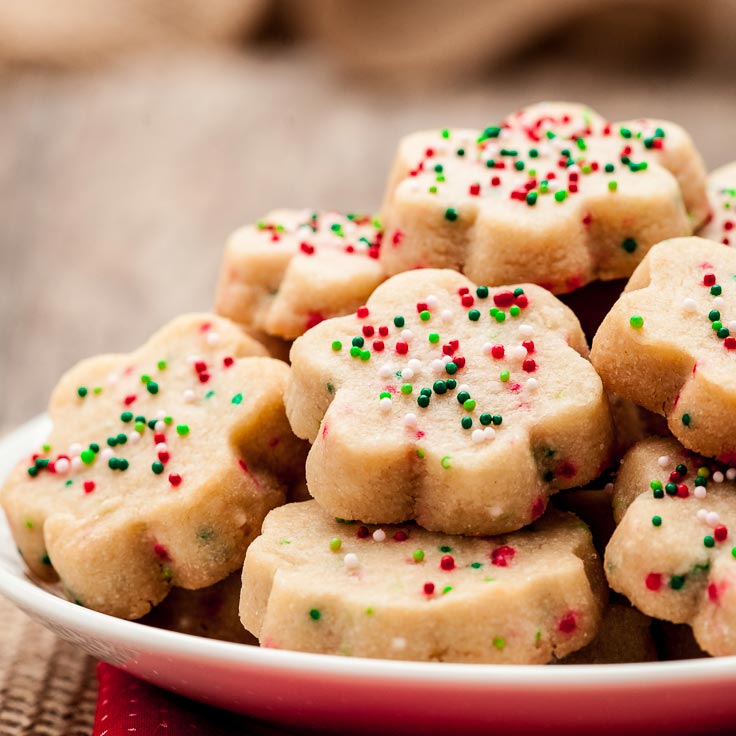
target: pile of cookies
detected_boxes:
[4,102,736,664]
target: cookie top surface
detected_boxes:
[287,268,613,535]
[381,101,708,293]
[699,163,736,247]
[591,236,736,460]
[605,436,736,656]
[1,313,302,618]
[216,209,385,339]
[241,500,605,663]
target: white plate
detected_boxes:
[1,415,735,735]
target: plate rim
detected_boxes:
[2,413,736,688]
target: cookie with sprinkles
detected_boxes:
[215,209,385,340]
[605,436,736,657]
[0,313,308,619]
[240,500,605,663]
[698,162,736,246]
[380,101,708,293]
[591,236,736,461]
[287,268,613,536]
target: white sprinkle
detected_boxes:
[657,455,670,468]
[391,637,407,650]
[729,321,736,332]
[526,377,539,390]
[693,486,707,499]
[379,363,394,379]
[401,329,413,340]
[714,296,725,308]
[71,457,83,472]
[713,471,725,483]
[54,458,70,475]
[697,509,708,522]
[519,324,534,336]
[442,354,452,365]
[472,429,486,443]
[373,529,386,542]
[154,420,166,432]
[379,397,392,412]
[401,368,414,381]
[431,359,445,373]
[186,355,200,365]
[706,511,721,527]
[441,309,453,321]
[604,482,614,495]
[682,298,697,312]
[728,469,736,481]
[458,384,470,393]
[482,342,493,354]
[106,373,119,385]
[155,442,168,453]
[69,443,83,455]
[484,427,496,440]
[206,331,220,346]
[101,448,114,461]
[128,431,141,444]
[344,553,360,570]
[510,345,527,361]
[404,413,417,427]
[426,295,439,309]
[408,358,422,372]
[183,389,196,403]
[156,409,167,419]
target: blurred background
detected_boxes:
[1,0,735,431]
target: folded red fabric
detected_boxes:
[94,662,289,735]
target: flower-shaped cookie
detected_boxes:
[606,436,736,657]
[698,162,736,246]
[241,501,605,663]
[215,209,385,340]
[591,237,736,461]
[380,101,708,293]
[287,269,613,535]
[1,313,307,619]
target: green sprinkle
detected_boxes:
[309,609,321,621]
[461,416,472,429]
[41,554,51,566]
[476,286,489,299]
[419,310,431,322]
[445,362,458,375]
[360,350,371,361]
[428,332,440,343]
[709,309,721,321]
[492,414,502,426]
[494,310,506,323]
[446,379,457,389]
[27,466,39,477]
[80,450,95,465]
[352,336,364,348]
[401,384,413,395]
[146,381,159,395]
[329,538,342,552]
[493,637,506,650]
[349,346,361,358]
[704,536,715,548]
[413,549,425,563]
[526,191,538,206]
[394,316,405,328]
[24,520,33,529]
[732,547,736,559]
[682,413,691,427]
[457,391,470,404]
[176,424,190,436]
[509,305,520,317]
[608,180,618,192]
[622,238,637,253]
[500,370,510,382]
[444,207,458,222]
[468,309,480,321]
[470,562,482,569]
[77,387,88,398]
[665,482,678,496]
[441,456,451,469]
[121,411,133,423]
[152,461,164,475]
[332,340,342,351]
[205,390,215,399]
[670,575,685,590]
[433,380,447,395]
[652,516,662,527]
[231,393,243,405]
[462,398,477,412]
[417,395,430,408]
[629,315,644,329]
[554,190,567,203]
[441,128,450,139]
[479,413,492,426]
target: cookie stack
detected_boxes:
[5,101,736,665]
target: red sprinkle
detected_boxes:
[223,356,234,368]
[357,306,370,319]
[491,345,505,359]
[676,483,689,498]
[440,555,455,571]
[373,340,385,352]
[522,340,535,354]
[491,545,516,567]
[153,543,170,560]
[461,294,475,308]
[558,611,577,634]
[357,526,370,539]
[393,530,408,542]
[299,242,315,255]
[522,358,537,373]
[469,183,481,196]
[645,572,662,591]
[423,582,435,595]
[378,326,389,337]
[708,582,720,603]
[362,325,375,337]
[396,341,409,355]
[493,290,515,307]
[704,273,716,286]
[715,525,728,542]
[123,395,137,406]
[83,480,96,494]
[168,473,182,487]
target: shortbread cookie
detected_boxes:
[591,237,736,461]
[698,162,735,246]
[142,573,256,644]
[380,102,708,293]
[287,268,613,535]
[560,601,656,664]
[241,501,605,663]
[606,436,736,657]
[216,209,385,340]
[0,313,307,619]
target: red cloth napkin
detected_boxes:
[94,663,292,735]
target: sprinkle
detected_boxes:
[444,207,459,222]
[413,549,425,562]
[329,537,342,552]
[652,515,662,527]
[344,553,360,570]
[373,529,386,542]
[309,609,321,621]
[440,555,455,571]
[629,315,644,329]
